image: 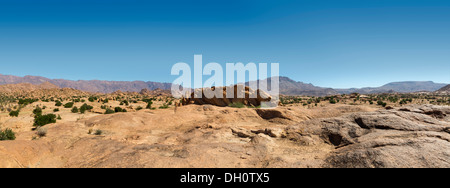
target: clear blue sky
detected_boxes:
[0,0,449,88]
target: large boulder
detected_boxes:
[182,85,273,107]
[301,105,450,168]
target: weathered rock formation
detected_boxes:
[301,105,450,168]
[182,85,274,107]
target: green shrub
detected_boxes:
[71,107,79,113]
[105,108,115,114]
[136,106,143,111]
[33,107,43,116]
[34,114,57,127]
[64,102,74,108]
[88,96,97,102]
[146,101,153,109]
[55,100,62,106]
[0,128,16,141]
[57,115,62,120]
[377,101,387,107]
[114,107,127,112]
[53,108,60,112]
[94,129,103,135]
[228,102,245,108]
[80,103,93,114]
[9,110,19,117]
[329,99,337,104]
[18,98,37,106]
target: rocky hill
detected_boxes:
[436,84,450,93]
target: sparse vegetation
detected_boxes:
[80,103,93,114]
[34,114,57,127]
[36,127,47,137]
[9,110,19,117]
[228,102,245,108]
[88,96,97,102]
[71,106,79,113]
[55,100,62,106]
[105,108,115,114]
[18,98,38,106]
[0,128,16,141]
[114,107,127,112]
[94,129,103,135]
[33,106,43,116]
[64,102,74,108]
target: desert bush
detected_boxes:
[33,107,43,116]
[114,107,127,112]
[36,127,47,137]
[57,115,62,120]
[105,108,115,114]
[94,129,103,135]
[64,102,74,108]
[18,98,37,106]
[53,108,59,112]
[121,100,129,106]
[377,101,387,107]
[71,107,79,113]
[146,101,153,109]
[136,106,143,111]
[34,114,57,127]
[0,128,15,141]
[88,96,97,102]
[329,98,337,104]
[80,103,93,114]
[9,110,19,117]
[55,100,62,106]
[228,102,245,108]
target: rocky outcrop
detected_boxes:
[308,105,450,168]
[182,85,274,107]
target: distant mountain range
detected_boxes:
[0,74,447,96]
[335,81,448,94]
[0,74,172,93]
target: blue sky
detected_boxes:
[0,0,449,88]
